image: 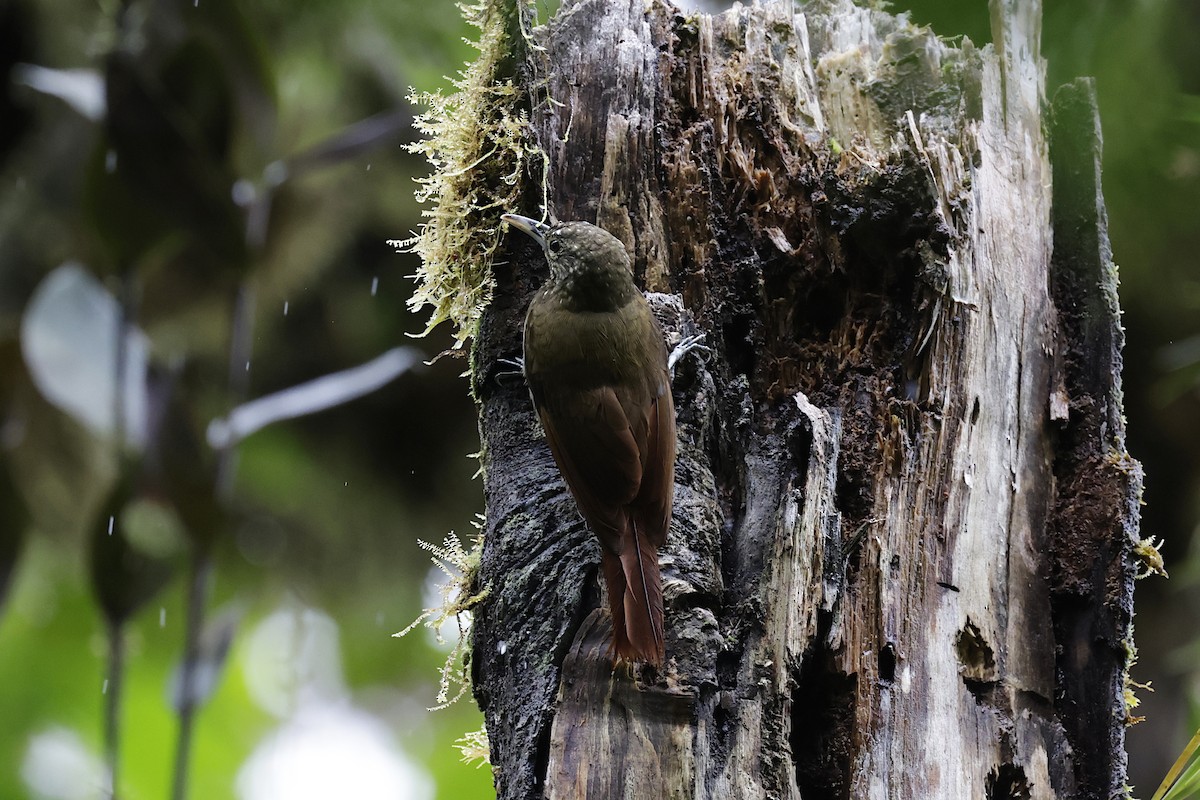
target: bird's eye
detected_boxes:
[548,240,563,254]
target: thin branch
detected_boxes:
[102,621,124,800]
[171,283,253,800]
[170,552,212,800]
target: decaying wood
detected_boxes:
[469,0,1140,798]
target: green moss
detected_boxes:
[454,726,491,768]
[399,1,543,350]
[393,525,490,712]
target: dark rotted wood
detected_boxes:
[1048,77,1143,799]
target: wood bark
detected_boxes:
[469,1,1141,798]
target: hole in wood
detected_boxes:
[956,619,999,701]
[721,312,756,379]
[878,642,897,682]
[791,616,855,800]
[987,763,1031,800]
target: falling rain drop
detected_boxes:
[497,641,507,655]
[370,276,379,296]
[160,607,166,627]
[107,516,114,535]
[283,300,289,316]
[245,360,251,372]
[104,150,117,173]
[102,679,108,694]
[366,163,372,171]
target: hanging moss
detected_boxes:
[399,0,543,349]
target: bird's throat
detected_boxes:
[547,265,639,314]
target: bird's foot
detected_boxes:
[495,356,526,387]
[668,333,709,375]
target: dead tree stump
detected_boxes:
[466,1,1142,797]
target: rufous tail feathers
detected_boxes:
[599,520,664,666]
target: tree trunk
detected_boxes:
[468,1,1142,798]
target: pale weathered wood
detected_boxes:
[469,1,1139,798]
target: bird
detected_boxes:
[502,213,675,667]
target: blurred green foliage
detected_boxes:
[0,0,491,797]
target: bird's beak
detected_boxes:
[501,213,549,249]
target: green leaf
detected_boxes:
[1153,727,1200,800]
[20,264,149,450]
[89,469,178,626]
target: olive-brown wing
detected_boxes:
[536,385,642,554]
[630,374,675,549]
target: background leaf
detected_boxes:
[20,263,148,451]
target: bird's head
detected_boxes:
[502,214,633,288]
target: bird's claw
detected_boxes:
[668,333,709,374]
[495,356,527,386]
